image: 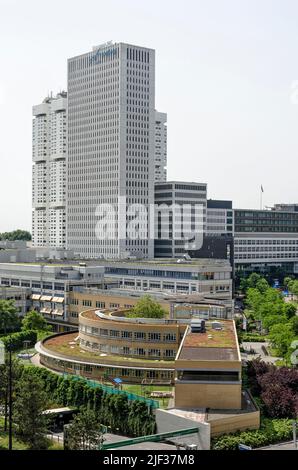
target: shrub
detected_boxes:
[261,384,298,419]
[241,333,267,342]
[245,359,271,396]
[2,330,37,351]
[212,418,293,450]
[245,359,298,418]
[258,367,298,393]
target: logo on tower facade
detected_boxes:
[89,48,117,65]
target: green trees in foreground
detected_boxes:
[64,408,104,450]
[212,418,293,450]
[242,274,298,363]
[0,359,24,432]
[20,366,156,438]
[245,359,298,419]
[212,358,298,450]
[14,374,49,450]
[0,300,20,335]
[1,330,37,352]
[21,310,52,333]
[0,301,51,341]
[287,279,298,296]
[0,363,156,449]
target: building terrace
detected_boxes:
[176,320,239,360]
[40,332,176,367]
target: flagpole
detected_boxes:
[260,186,263,210]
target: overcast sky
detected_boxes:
[1,0,298,232]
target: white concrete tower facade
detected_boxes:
[32,92,67,248]
[154,111,167,182]
[67,42,155,259]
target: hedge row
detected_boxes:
[241,334,267,343]
[211,418,293,450]
[1,330,37,351]
[21,366,156,437]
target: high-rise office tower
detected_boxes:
[154,111,167,182]
[32,92,67,248]
[67,42,155,259]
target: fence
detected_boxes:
[63,373,159,409]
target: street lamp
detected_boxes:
[293,420,297,450]
[0,341,4,366]
[8,336,13,451]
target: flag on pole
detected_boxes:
[261,185,264,193]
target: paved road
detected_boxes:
[103,433,178,450]
[241,342,282,364]
[257,441,297,450]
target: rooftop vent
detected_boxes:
[212,321,222,330]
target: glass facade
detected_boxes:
[235,210,298,233]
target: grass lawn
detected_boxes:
[0,430,28,450]
[122,384,174,409]
[44,334,174,364]
[0,418,63,451]
[0,430,63,451]
[12,348,37,366]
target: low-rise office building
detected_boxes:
[37,308,182,384]
[272,203,298,212]
[67,288,232,326]
[0,263,104,331]
[175,320,242,409]
[100,258,232,299]
[234,208,298,275]
[0,240,28,250]
[0,259,233,330]
[0,286,31,315]
[0,247,74,264]
[36,309,239,394]
[36,310,260,437]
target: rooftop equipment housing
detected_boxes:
[190,319,206,333]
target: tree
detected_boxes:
[128,295,167,319]
[0,359,24,431]
[247,273,263,289]
[17,366,156,438]
[245,359,298,418]
[262,314,288,331]
[244,279,298,360]
[239,274,249,292]
[0,230,31,241]
[259,367,298,393]
[255,278,269,294]
[245,358,271,396]
[64,408,104,450]
[283,303,297,320]
[14,374,49,449]
[288,279,298,296]
[261,384,297,418]
[269,323,295,358]
[0,300,20,335]
[283,276,294,290]
[21,310,51,333]
[290,316,298,336]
